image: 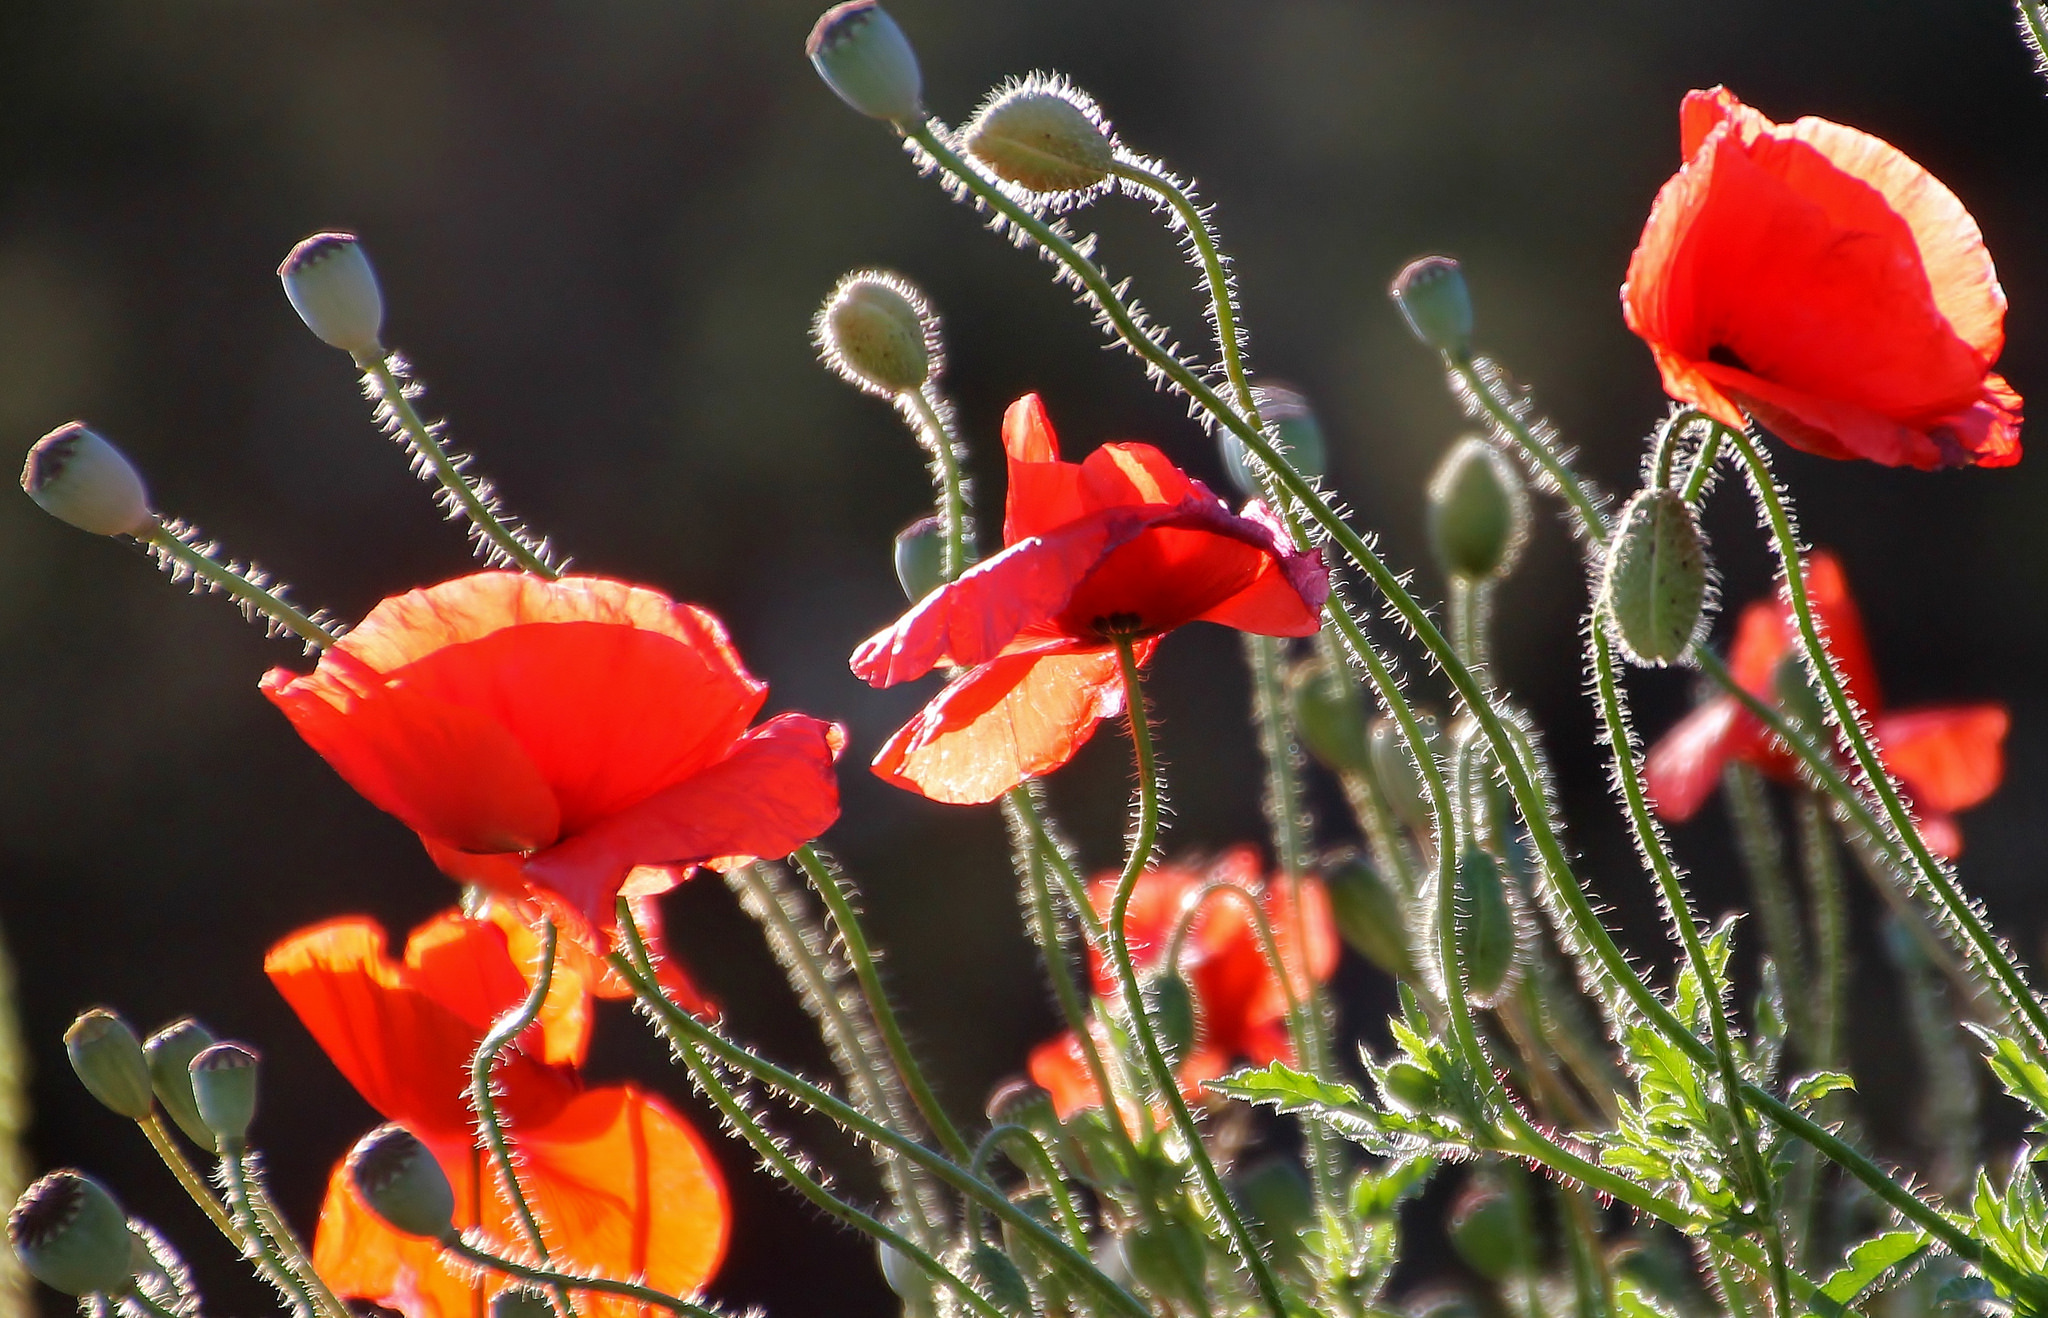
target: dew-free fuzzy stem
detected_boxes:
[142,522,341,652]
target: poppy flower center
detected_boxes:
[1090,611,1145,640]
[1707,343,1751,373]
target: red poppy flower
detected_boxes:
[263,573,844,936]
[1644,550,2007,857]
[266,907,728,1318]
[1623,86,2021,470]
[852,395,1330,804]
[1026,849,1338,1120]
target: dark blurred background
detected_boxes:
[4,1,2048,1313]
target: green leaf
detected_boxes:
[1787,1071,1855,1110]
[1970,1025,2048,1134]
[1210,1061,1361,1111]
[1819,1229,1930,1304]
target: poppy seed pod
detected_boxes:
[1287,653,1370,778]
[347,1124,457,1242]
[1219,384,1328,500]
[815,270,938,398]
[893,516,948,602]
[1426,438,1527,583]
[143,1018,218,1148]
[490,1289,555,1318]
[189,1043,259,1147]
[279,233,386,357]
[21,424,154,538]
[965,80,1117,194]
[7,1171,136,1297]
[1454,846,1520,1007]
[806,2,922,123]
[64,1010,154,1122]
[1601,488,1711,667]
[1390,256,1475,360]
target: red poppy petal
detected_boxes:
[1028,1032,1104,1121]
[1644,698,1744,822]
[1876,704,2008,814]
[1003,394,1089,544]
[1797,551,1882,710]
[472,902,597,1067]
[872,647,1151,806]
[522,713,843,929]
[312,1153,480,1318]
[1916,806,1965,861]
[1078,443,1204,510]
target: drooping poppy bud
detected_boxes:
[278,233,386,358]
[815,270,938,398]
[806,2,922,123]
[1390,256,1474,360]
[1287,653,1370,778]
[1369,716,1436,834]
[1454,846,1519,1007]
[143,1018,217,1148]
[490,1289,555,1318]
[1324,855,1413,980]
[893,515,949,601]
[64,1010,154,1122]
[189,1043,259,1148]
[1427,438,1527,583]
[7,1171,136,1297]
[1141,969,1198,1071]
[21,424,154,538]
[1219,384,1328,500]
[346,1124,457,1243]
[965,79,1117,194]
[1601,488,1711,667]
[984,1078,1058,1135]
[1448,1178,1522,1280]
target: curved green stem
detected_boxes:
[792,844,971,1162]
[142,524,339,651]
[971,1123,1089,1248]
[446,1237,722,1318]
[1449,357,1606,542]
[903,386,973,581]
[218,1148,320,1317]
[140,1111,244,1246]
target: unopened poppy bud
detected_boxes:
[1287,654,1369,777]
[1427,438,1527,583]
[985,1079,1058,1133]
[1369,716,1435,834]
[1390,256,1474,360]
[1325,855,1413,980]
[65,1010,154,1121]
[807,2,922,123]
[348,1125,456,1242]
[893,516,948,602]
[1220,384,1328,500]
[8,1171,135,1297]
[1123,1219,1206,1303]
[964,81,1116,194]
[1771,653,1828,733]
[966,1242,1034,1314]
[1454,847,1520,1007]
[1601,488,1711,667]
[1140,969,1197,1069]
[21,424,154,538]
[490,1289,554,1318]
[143,1018,217,1148]
[815,270,937,398]
[1448,1179,1521,1279]
[1235,1161,1314,1260]
[1379,1059,1440,1113]
[877,1233,926,1301]
[189,1043,259,1147]
[279,233,385,357]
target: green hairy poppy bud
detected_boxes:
[965,79,1117,194]
[8,1171,136,1297]
[815,269,938,397]
[1427,437,1527,583]
[1141,969,1197,1070]
[985,1078,1058,1133]
[490,1289,555,1318]
[1448,1179,1522,1279]
[1324,855,1414,980]
[1601,488,1711,667]
[1390,255,1474,360]
[1220,383,1328,501]
[348,1125,457,1242]
[1454,846,1520,1007]
[807,2,922,123]
[1369,716,1435,834]
[966,1242,1034,1314]
[190,1043,259,1147]
[21,423,154,538]
[893,516,948,602]
[65,1010,154,1121]
[1287,654,1369,778]
[877,1232,928,1301]
[143,1018,217,1148]
[278,233,386,357]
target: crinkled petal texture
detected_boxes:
[1643,552,2006,856]
[854,396,1329,804]
[270,911,728,1318]
[1624,87,2021,469]
[1028,851,1337,1119]
[263,573,841,933]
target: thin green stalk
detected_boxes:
[123,1288,187,1318]
[1588,622,1792,1314]
[1449,357,1605,542]
[970,1123,1088,1248]
[2018,0,2048,77]
[1012,790,1109,948]
[1796,793,1849,1072]
[1722,422,2048,1057]
[1680,423,1725,504]
[218,1148,319,1317]
[904,385,973,580]
[792,844,971,1162]
[1107,636,1291,1318]
[1723,765,1814,1056]
[142,524,340,651]
[609,911,1153,1318]
[469,920,577,1318]
[446,1237,723,1318]
[1557,1183,1615,1318]
[359,357,557,576]
[246,1180,352,1318]
[140,1111,244,1246]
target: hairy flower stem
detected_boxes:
[1723,766,1815,1055]
[246,1178,352,1318]
[218,1146,321,1318]
[610,905,1153,1318]
[1795,794,1850,1073]
[1109,637,1292,1318]
[140,1110,245,1246]
[1589,621,1793,1314]
[141,523,341,650]
[446,1237,725,1318]
[903,386,973,581]
[792,844,971,1162]
[1450,357,1607,543]
[970,1124,1088,1246]
[470,920,579,1318]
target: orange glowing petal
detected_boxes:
[475,902,596,1066]
[870,645,1152,806]
[1028,1032,1104,1120]
[1877,704,2009,815]
[1643,698,1743,823]
[311,1154,478,1318]
[1078,442,1202,510]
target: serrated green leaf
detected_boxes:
[1210,1060,1362,1111]
[1788,1070,1855,1109]
[1969,1026,2048,1133]
[1819,1229,1930,1303]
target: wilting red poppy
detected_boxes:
[266,907,728,1318]
[1644,550,2007,857]
[263,573,843,936]
[1623,87,2021,470]
[1027,849,1339,1119]
[852,395,1329,804]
